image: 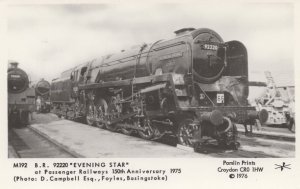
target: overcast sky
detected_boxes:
[7,3,294,85]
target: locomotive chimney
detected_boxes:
[174,28,195,36]
[9,62,19,69]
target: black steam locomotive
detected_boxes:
[50,28,268,149]
[35,79,51,113]
[8,62,35,127]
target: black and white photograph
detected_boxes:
[1,1,299,189]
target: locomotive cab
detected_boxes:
[69,62,91,98]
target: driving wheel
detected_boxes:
[138,119,154,140]
[177,118,195,147]
[95,98,107,129]
[86,103,95,126]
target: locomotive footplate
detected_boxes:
[78,73,174,91]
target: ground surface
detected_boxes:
[9,113,295,158]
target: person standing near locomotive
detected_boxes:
[36,96,42,113]
[287,100,295,133]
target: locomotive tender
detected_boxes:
[8,62,35,126]
[50,28,268,149]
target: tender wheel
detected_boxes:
[105,122,118,132]
[121,128,133,135]
[138,119,154,140]
[86,117,94,126]
[120,115,134,135]
[121,121,134,135]
[177,118,195,147]
[96,120,106,128]
[86,103,95,126]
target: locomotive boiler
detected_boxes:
[50,28,268,149]
[8,62,35,127]
[35,79,51,113]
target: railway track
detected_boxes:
[157,136,279,158]
[73,114,291,158]
[60,115,291,158]
[8,126,81,158]
[10,113,291,158]
[194,145,278,158]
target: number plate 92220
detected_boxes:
[202,44,218,51]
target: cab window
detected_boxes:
[81,67,87,76]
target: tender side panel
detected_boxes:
[50,79,73,103]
